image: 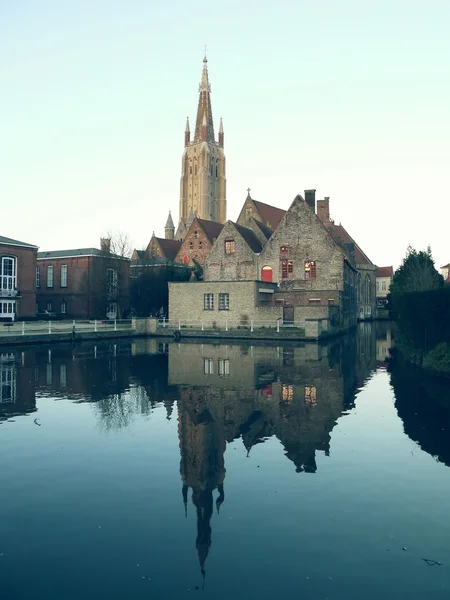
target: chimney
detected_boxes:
[304,189,316,213]
[100,237,111,253]
[317,197,330,225]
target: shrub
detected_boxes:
[423,343,450,376]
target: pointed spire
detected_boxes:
[218,117,224,148]
[165,211,174,228]
[185,116,190,133]
[187,208,195,228]
[184,116,190,146]
[194,56,215,143]
[165,212,175,240]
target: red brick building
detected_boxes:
[0,235,38,321]
[175,217,224,267]
[36,243,130,319]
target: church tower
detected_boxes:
[178,56,226,227]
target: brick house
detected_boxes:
[36,241,130,319]
[0,235,38,321]
[174,217,224,267]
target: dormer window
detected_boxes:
[280,246,289,255]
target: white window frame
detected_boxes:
[203,358,214,375]
[218,293,229,311]
[47,265,54,288]
[1,256,16,291]
[107,268,117,295]
[204,293,214,310]
[218,358,230,377]
[106,302,117,319]
[61,265,68,288]
[60,301,66,314]
[0,364,16,404]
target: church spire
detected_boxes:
[184,117,190,147]
[194,57,215,143]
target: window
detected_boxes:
[107,268,117,295]
[219,293,229,311]
[281,260,294,280]
[47,265,54,288]
[304,260,316,278]
[60,301,66,314]
[0,364,16,404]
[189,242,194,250]
[225,240,236,254]
[309,298,321,305]
[36,266,40,288]
[194,230,198,239]
[280,246,289,256]
[204,293,214,310]
[60,364,67,387]
[106,303,117,319]
[61,265,68,287]
[47,302,52,312]
[281,384,294,403]
[218,359,230,377]
[204,358,214,375]
[198,241,203,249]
[305,386,317,407]
[328,299,335,305]
[1,256,16,290]
[381,281,387,291]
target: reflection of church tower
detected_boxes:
[178,388,226,579]
[175,55,226,235]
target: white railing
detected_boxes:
[157,318,307,333]
[0,318,134,337]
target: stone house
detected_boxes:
[236,192,286,232]
[0,235,38,321]
[36,240,130,319]
[203,221,263,281]
[315,197,376,320]
[440,263,450,283]
[174,217,224,267]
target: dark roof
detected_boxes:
[133,249,146,260]
[234,223,263,253]
[333,225,374,266]
[37,248,128,260]
[156,237,182,261]
[250,217,273,240]
[196,219,224,243]
[252,200,286,230]
[376,266,394,278]
[0,235,38,249]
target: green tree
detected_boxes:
[391,245,444,295]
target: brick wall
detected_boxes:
[0,244,37,318]
[175,219,214,266]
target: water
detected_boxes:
[1,323,450,599]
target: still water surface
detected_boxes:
[1,323,450,599]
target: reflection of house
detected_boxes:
[36,239,130,319]
[376,266,393,308]
[0,235,38,320]
[0,351,36,421]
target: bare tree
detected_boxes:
[102,230,133,258]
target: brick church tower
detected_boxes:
[173,56,226,239]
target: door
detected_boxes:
[283,305,294,325]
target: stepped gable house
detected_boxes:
[174,217,224,267]
[36,238,130,320]
[0,235,38,321]
[169,192,359,334]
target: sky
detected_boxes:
[1,0,449,269]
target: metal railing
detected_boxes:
[0,318,134,337]
[157,318,306,333]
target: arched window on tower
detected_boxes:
[216,159,219,178]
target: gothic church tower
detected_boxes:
[178,56,226,228]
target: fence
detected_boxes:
[156,318,309,334]
[0,319,134,338]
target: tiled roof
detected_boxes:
[133,249,146,260]
[37,248,128,260]
[333,225,374,266]
[250,217,273,240]
[197,219,224,243]
[376,266,394,278]
[252,200,286,231]
[156,237,182,260]
[0,235,38,249]
[234,223,263,253]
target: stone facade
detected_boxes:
[0,236,38,320]
[204,221,262,281]
[178,58,226,228]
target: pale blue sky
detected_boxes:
[1,0,449,268]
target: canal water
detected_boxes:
[1,323,450,599]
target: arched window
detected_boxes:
[261,266,273,282]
